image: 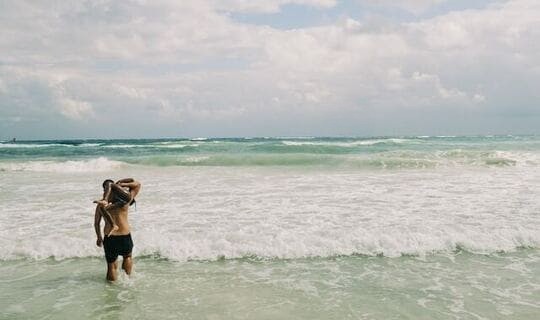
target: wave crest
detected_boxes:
[0,157,125,172]
[1,228,537,262]
[0,150,532,172]
[123,150,527,168]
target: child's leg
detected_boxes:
[101,182,120,235]
[99,205,114,225]
[98,205,119,236]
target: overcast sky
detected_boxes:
[1,0,539,139]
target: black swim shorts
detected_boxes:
[103,234,134,263]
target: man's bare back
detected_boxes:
[103,205,130,236]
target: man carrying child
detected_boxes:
[94,178,141,281]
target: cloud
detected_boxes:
[362,0,447,14]
[209,0,338,13]
[58,98,94,120]
[0,0,539,138]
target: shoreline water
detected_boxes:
[2,250,539,319]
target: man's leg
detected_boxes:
[122,255,132,275]
[106,261,118,281]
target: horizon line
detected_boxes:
[1,133,538,143]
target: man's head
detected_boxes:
[102,179,114,189]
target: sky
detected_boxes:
[0,0,539,139]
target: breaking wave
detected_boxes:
[1,223,538,261]
[0,150,533,172]
[0,157,125,172]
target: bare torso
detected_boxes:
[103,205,130,236]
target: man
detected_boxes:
[94,178,141,281]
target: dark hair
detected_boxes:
[102,179,114,189]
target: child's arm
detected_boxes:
[102,181,113,202]
[93,182,113,204]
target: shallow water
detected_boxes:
[1,251,539,320]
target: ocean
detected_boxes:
[1,136,539,319]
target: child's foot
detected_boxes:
[107,224,119,236]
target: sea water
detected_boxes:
[0,136,539,319]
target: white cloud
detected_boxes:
[473,93,486,103]
[209,0,337,13]
[363,0,447,14]
[0,0,539,137]
[58,98,94,120]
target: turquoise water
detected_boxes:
[1,135,539,168]
[1,136,539,319]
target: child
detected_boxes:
[94,179,134,236]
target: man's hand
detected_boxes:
[96,237,103,247]
[116,178,134,184]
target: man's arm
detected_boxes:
[94,205,103,247]
[117,179,141,199]
[116,178,134,184]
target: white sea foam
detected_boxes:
[281,138,412,147]
[79,143,102,147]
[179,156,210,163]
[275,136,315,140]
[1,165,539,261]
[157,144,194,149]
[102,144,145,148]
[101,143,197,149]
[0,157,125,172]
